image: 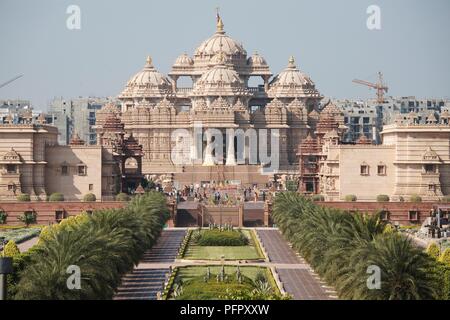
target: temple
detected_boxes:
[117,14,324,188]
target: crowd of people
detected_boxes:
[163,183,272,205]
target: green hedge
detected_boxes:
[48,193,64,202]
[196,230,249,246]
[410,194,422,203]
[12,191,169,300]
[344,194,357,202]
[116,193,130,202]
[311,195,325,202]
[17,194,31,202]
[376,195,390,202]
[83,193,96,202]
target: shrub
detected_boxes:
[17,211,37,227]
[17,194,30,202]
[116,192,129,202]
[0,211,7,224]
[439,248,450,265]
[383,224,395,234]
[311,195,325,202]
[441,196,450,203]
[3,240,20,257]
[410,194,422,203]
[426,243,441,260]
[285,180,298,192]
[254,270,267,283]
[83,193,96,202]
[196,230,249,246]
[48,192,64,202]
[344,194,357,202]
[376,195,390,202]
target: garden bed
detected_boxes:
[168,265,280,300]
[183,229,265,260]
[0,226,42,244]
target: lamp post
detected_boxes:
[0,256,13,300]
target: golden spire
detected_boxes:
[288,55,296,68]
[216,8,224,33]
[146,55,153,66]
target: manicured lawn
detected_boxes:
[171,266,276,300]
[183,229,264,260]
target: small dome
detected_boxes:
[173,53,194,67]
[268,56,320,98]
[272,56,314,86]
[126,56,172,87]
[120,56,172,98]
[247,52,268,67]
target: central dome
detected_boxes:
[194,15,247,60]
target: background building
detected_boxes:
[48,97,119,145]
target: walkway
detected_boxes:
[256,229,336,300]
[17,236,39,252]
[113,229,186,300]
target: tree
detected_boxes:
[271,192,440,300]
[14,192,169,300]
[18,211,37,227]
[3,240,20,257]
[0,211,7,224]
[426,242,441,260]
[439,248,450,265]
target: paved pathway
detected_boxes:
[114,229,186,300]
[17,236,39,252]
[256,229,336,300]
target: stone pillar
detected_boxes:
[238,203,244,227]
[264,201,271,227]
[263,76,269,92]
[171,76,178,92]
[226,129,236,166]
[203,130,215,166]
[191,134,198,164]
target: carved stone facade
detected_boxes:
[0,117,143,200]
[114,14,324,187]
[319,121,450,201]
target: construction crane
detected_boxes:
[352,72,388,104]
[0,74,24,90]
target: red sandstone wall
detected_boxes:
[317,201,443,225]
[0,202,126,226]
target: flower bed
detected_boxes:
[0,227,42,244]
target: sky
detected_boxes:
[0,0,449,109]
